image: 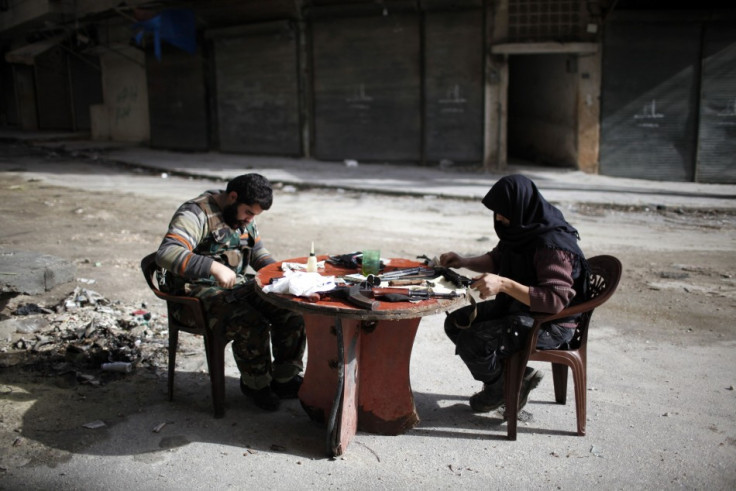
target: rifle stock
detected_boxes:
[306,285,379,310]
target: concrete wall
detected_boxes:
[97,47,149,142]
[577,51,601,174]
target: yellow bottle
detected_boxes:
[306,241,318,272]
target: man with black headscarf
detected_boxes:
[440,174,589,414]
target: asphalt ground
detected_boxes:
[1,131,735,490]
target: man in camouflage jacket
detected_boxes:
[156,173,305,411]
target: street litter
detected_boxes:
[0,287,169,379]
[101,361,133,373]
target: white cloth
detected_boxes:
[262,271,336,297]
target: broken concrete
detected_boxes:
[0,250,76,296]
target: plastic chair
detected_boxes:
[503,255,622,440]
[141,253,229,418]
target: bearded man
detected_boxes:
[156,174,305,411]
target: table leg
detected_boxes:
[357,318,420,434]
[328,317,361,456]
[298,314,421,455]
[299,314,362,456]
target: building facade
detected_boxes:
[1,1,734,182]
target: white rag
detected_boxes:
[262,271,337,297]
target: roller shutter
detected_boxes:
[146,46,209,151]
[35,45,72,130]
[696,22,736,184]
[211,22,301,155]
[68,54,102,131]
[311,14,421,161]
[424,10,484,163]
[600,21,700,181]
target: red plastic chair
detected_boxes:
[503,255,622,439]
[141,252,229,418]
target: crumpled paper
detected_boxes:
[262,271,337,297]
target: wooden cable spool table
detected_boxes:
[255,256,468,457]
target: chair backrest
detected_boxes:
[140,252,207,331]
[568,255,622,349]
[141,252,168,301]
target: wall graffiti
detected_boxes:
[114,85,138,124]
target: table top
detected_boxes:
[254,256,468,321]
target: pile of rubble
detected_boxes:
[0,286,170,385]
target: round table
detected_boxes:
[255,256,468,456]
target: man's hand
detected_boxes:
[440,252,494,274]
[439,252,464,269]
[471,273,531,305]
[210,261,236,288]
[471,273,503,299]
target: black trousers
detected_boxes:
[444,299,574,385]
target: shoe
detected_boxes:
[469,382,505,413]
[518,367,544,411]
[271,374,303,399]
[240,380,280,411]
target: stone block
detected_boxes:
[0,250,76,295]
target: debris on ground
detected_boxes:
[0,287,169,383]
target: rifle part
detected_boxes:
[305,284,379,310]
[372,287,463,302]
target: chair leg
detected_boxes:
[168,327,179,402]
[504,355,525,441]
[203,333,227,419]
[551,363,569,404]
[571,359,587,436]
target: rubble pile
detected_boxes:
[0,286,170,384]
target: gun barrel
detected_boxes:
[379,267,435,279]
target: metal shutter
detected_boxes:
[696,22,736,184]
[424,10,484,163]
[311,14,421,162]
[212,22,301,155]
[35,45,72,130]
[600,21,701,181]
[146,46,209,151]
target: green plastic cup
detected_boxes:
[361,250,381,276]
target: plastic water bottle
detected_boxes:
[306,241,318,273]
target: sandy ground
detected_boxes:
[1,142,735,489]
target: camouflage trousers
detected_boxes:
[172,280,305,390]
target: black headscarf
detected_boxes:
[482,174,583,257]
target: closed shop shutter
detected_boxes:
[1,62,18,126]
[211,22,301,155]
[312,14,421,161]
[146,46,209,151]
[13,65,37,130]
[35,45,72,130]
[696,22,736,184]
[424,10,484,163]
[68,54,103,131]
[600,21,701,181]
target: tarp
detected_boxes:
[132,8,197,61]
